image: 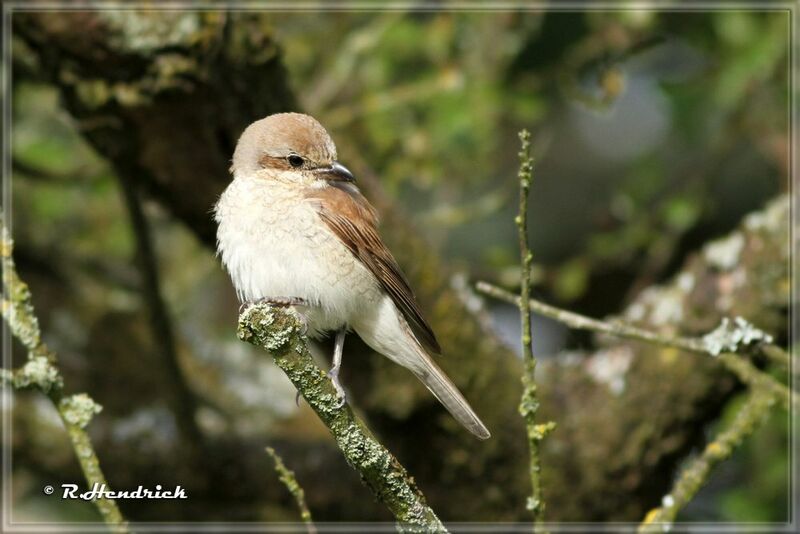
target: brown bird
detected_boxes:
[214,112,490,439]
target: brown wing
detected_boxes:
[306,183,442,355]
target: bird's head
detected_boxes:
[231,112,355,186]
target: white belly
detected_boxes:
[214,176,382,336]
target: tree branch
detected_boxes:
[478,277,789,526]
[117,175,203,445]
[475,282,793,408]
[237,303,446,533]
[638,389,779,531]
[265,446,316,534]
[1,219,128,532]
[514,130,555,524]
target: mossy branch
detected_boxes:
[1,220,128,532]
[238,303,446,533]
[475,282,794,409]
[515,130,555,525]
[479,263,789,527]
[266,447,316,533]
[638,389,778,531]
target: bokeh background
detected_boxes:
[7,7,791,525]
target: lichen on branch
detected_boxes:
[514,130,555,525]
[266,446,316,533]
[237,303,447,533]
[475,282,794,408]
[1,218,128,532]
[638,389,778,531]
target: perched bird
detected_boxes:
[214,113,490,440]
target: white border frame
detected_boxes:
[1,2,795,532]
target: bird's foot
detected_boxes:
[327,367,347,408]
[239,297,310,335]
[294,367,346,408]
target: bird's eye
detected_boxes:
[287,155,304,168]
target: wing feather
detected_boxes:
[307,185,442,355]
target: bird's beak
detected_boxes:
[317,161,356,183]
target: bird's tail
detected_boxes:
[409,349,491,440]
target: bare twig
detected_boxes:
[475,282,793,408]
[638,389,778,531]
[1,220,128,532]
[265,447,316,534]
[238,303,446,533]
[515,130,555,525]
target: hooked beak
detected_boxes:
[317,161,355,183]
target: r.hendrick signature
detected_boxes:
[58,483,187,500]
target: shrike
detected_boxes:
[215,113,490,440]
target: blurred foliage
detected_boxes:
[10,8,789,523]
[271,10,787,314]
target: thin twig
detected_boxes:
[515,130,555,525]
[238,303,447,533]
[265,447,316,534]
[638,389,778,531]
[1,220,128,532]
[475,281,794,409]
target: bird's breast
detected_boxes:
[214,177,381,335]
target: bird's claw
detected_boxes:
[296,314,308,336]
[327,368,347,408]
[294,370,346,408]
[240,298,310,334]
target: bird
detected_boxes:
[214,112,490,440]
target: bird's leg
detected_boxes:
[327,329,347,407]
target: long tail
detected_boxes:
[355,308,491,440]
[409,349,491,440]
